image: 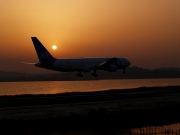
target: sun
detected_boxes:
[52,45,57,50]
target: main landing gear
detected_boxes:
[91,70,98,77]
[76,70,99,77]
[76,71,83,77]
[123,69,126,74]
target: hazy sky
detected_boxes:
[0,0,180,73]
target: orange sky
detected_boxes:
[0,0,180,73]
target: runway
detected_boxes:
[0,85,180,133]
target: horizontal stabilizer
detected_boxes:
[22,62,36,64]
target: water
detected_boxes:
[131,123,180,135]
[26,123,180,135]
[0,78,179,95]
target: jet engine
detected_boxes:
[106,65,118,72]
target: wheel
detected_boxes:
[94,74,98,77]
[77,73,83,77]
[91,73,98,77]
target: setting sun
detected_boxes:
[52,45,57,50]
[0,0,180,73]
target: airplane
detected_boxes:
[29,37,131,77]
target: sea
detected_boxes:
[27,123,180,135]
[0,78,179,96]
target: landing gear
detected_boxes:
[91,73,98,77]
[91,70,98,77]
[123,69,126,74]
[77,71,83,77]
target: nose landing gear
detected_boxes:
[123,68,126,74]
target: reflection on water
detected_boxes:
[0,78,180,95]
[27,123,180,135]
[131,123,180,135]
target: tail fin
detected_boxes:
[31,37,55,63]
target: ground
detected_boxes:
[0,86,180,133]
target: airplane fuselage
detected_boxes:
[35,57,131,72]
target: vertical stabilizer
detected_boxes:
[31,37,55,63]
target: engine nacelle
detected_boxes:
[106,65,118,72]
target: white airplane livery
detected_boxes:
[30,37,131,77]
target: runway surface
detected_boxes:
[0,85,180,133]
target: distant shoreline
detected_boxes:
[1,66,180,82]
[0,77,180,83]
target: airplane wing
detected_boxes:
[96,57,118,70]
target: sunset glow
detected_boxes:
[0,0,180,73]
